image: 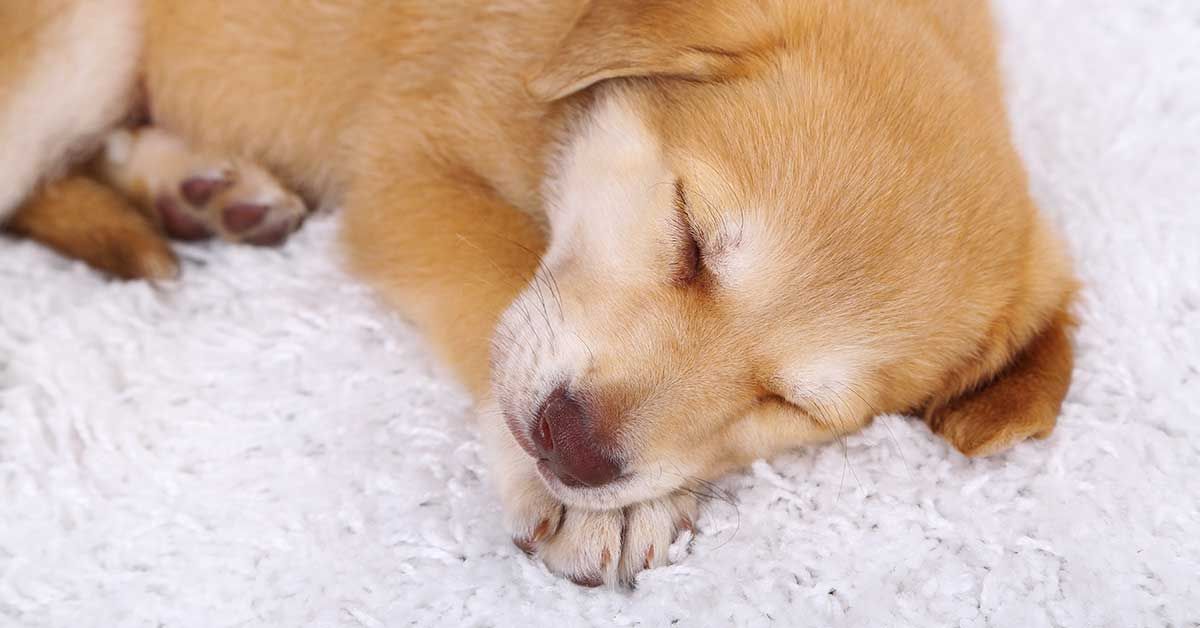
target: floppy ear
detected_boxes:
[925,307,1076,457]
[527,0,766,101]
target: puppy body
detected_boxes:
[1,0,1076,585]
[0,0,142,220]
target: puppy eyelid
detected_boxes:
[673,179,704,286]
[756,392,789,405]
[758,390,821,423]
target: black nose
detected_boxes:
[532,386,622,488]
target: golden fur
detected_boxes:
[0,0,1076,586]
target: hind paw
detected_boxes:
[101,128,307,246]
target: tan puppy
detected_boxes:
[0,0,1076,586]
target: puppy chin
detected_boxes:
[538,466,685,511]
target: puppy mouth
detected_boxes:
[535,460,649,509]
[535,459,630,490]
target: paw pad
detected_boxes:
[180,173,234,206]
[568,573,604,588]
[156,196,212,241]
[221,203,269,233]
[152,165,306,246]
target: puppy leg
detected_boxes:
[0,0,142,221]
[340,164,547,396]
[6,176,178,280]
[97,127,309,247]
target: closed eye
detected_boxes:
[673,179,704,286]
[757,391,822,424]
[757,392,792,407]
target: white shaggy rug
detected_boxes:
[2,2,1198,627]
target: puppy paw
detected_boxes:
[101,128,308,246]
[547,493,697,586]
[175,162,306,246]
[480,398,700,587]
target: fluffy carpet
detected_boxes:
[2,1,1198,626]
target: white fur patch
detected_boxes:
[490,93,673,438]
[780,349,872,420]
[709,216,768,288]
[0,0,141,219]
[541,93,675,279]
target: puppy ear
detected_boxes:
[527,0,766,101]
[925,307,1076,458]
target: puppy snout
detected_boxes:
[532,386,622,488]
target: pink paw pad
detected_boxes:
[244,219,296,247]
[180,174,234,206]
[221,203,269,233]
[156,196,212,241]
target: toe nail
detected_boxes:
[513,518,552,556]
[156,196,212,241]
[599,547,611,571]
[643,546,655,570]
[180,176,232,206]
[222,203,269,233]
[531,518,551,543]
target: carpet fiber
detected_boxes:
[2,1,1198,626]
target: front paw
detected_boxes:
[481,401,699,586]
[518,487,698,587]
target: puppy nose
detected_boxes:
[532,386,622,488]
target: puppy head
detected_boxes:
[493,0,1076,509]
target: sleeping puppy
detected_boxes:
[1,0,1075,586]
